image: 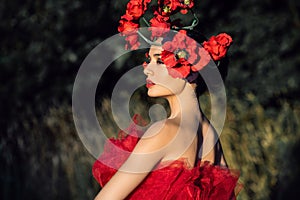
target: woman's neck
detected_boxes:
[166,83,201,121]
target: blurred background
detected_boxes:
[1,0,300,199]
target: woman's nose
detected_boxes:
[143,65,154,76]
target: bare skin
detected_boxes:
[94,42,226,200]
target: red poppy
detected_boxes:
[161,51,190,78]
[118,0,197,50]
[202,33,233,60]
[160,31,197,78]
[191,47,211,71]
[143,0,152,11]
[126,0,144,19]
[118,17,139,35]
[167,62,191,78]
[161,50,177,68]
[117,0,152,49]
[125,34,140,50]
[180,0,194,7]
[161,0,181,15]
[160,30,231,78]
[161,30,202,78]
[161,0,194,15]
[149,11,171,38]
[171,30,188,49]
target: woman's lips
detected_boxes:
[146,79,155,88]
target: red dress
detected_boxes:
[92,115,240,199]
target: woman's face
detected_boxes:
[143,42,186,98]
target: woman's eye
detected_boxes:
[157,59,164,64]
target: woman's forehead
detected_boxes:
[148,37,163,56]
[149,45,163,56]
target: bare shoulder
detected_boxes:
[133,118,178,153]
[143,118,179,139]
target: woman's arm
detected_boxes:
[94,121,170,200]
[94,171,150,200]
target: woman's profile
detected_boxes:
[92,0,240,199]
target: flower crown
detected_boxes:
[118,0,233,79]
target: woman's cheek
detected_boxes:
[166,68,185,79]
[149,65,186,95]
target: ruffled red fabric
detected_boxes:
[92,115,240,200]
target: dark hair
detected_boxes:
[185,30,229,97]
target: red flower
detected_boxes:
[161,0,194,15]
[120,13,134,22]
[191,47,211,71]
[126,0,144,19]
[161,50,191,78]
[125,34,140,50]
[179,0,194,14]
[202,33,233,60]
[161,30,203,78]
[118,17,139,35]
[149,11,171,38]
[160,30,227,78]
[143,0,152,11]
[118,0,152,49]
[167,63,191,78]
[161,50,177,67]
[162,51,191,78]
[161,0,181,15]
[180,0,194,8]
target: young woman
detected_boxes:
[92,0,240,199]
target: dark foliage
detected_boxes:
[0,0,299,199]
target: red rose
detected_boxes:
[202,33,233,60]
[118,17,139,35]
[149,11,171,38]
[215,33,233,47]
[126,0,144,19]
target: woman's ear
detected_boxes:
[189,83,197,90]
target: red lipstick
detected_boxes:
[146,79,155,88]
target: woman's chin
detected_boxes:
[147,88,160,97]
[147,88,174,98]
[147,90,158,97]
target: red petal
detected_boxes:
[175,64,191,78]
[191,48,211,71]
[180,9,188,14]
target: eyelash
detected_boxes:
[157,59,164,64]
[144,56,164,65]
